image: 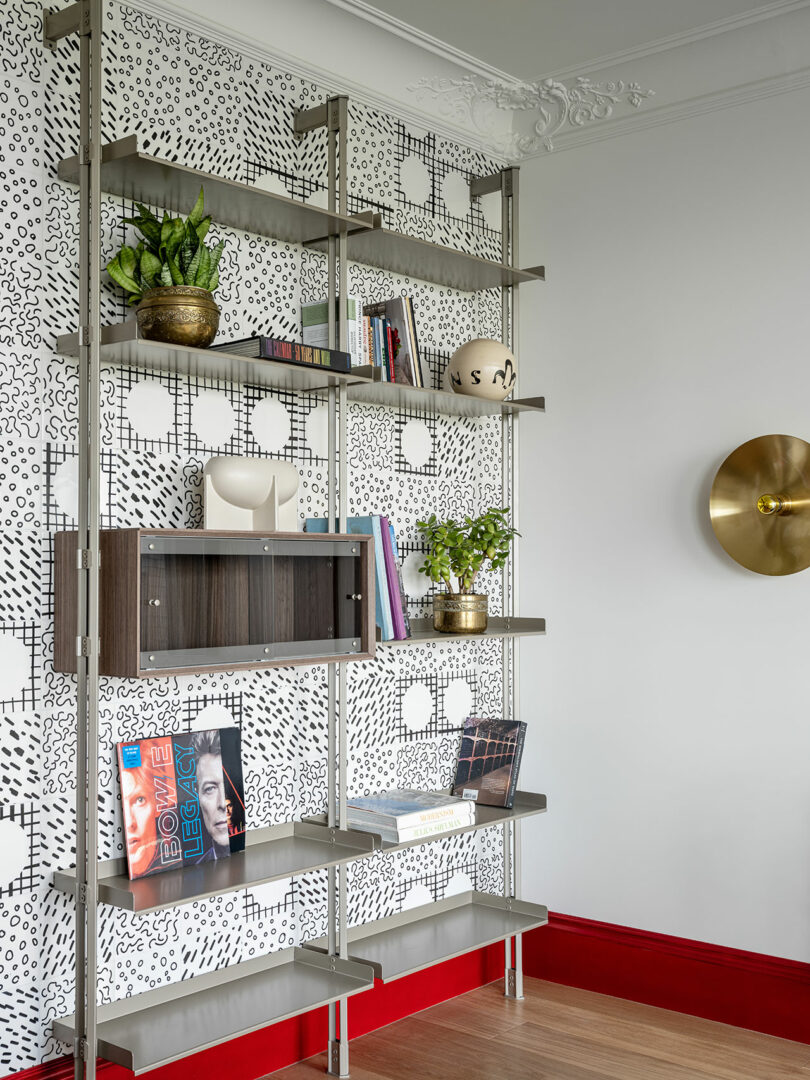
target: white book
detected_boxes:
[301,297,361,366]
[346,789,475,829]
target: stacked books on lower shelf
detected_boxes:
[346,789,474,844]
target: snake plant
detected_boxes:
[106,187,225,305]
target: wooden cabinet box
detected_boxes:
[55,529,375,676]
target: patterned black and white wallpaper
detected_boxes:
[0,0,512,1071]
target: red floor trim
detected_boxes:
[524,911,810,1045]
[4,943,503,1080]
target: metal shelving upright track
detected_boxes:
[43,1,531,1072]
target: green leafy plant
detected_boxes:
[416,507,518,594]
[106,187,225,305]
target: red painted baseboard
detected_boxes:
[524,911,810,1045]
[4,943,503,1080]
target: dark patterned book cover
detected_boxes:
[451,718,527,809]
[117,728,246,879]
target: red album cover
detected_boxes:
[117,728,246,880]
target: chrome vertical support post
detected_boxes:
[499,166,524,1001]
[72,1,103,1075]
[326,95,351,1078]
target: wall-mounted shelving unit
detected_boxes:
[45,3,548,1076]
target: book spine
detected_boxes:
[505,722,527,810]
[388,523,411,638]
[385,320,395,381]
[370,515,394,640]
[349,803,474,828]
[395,816,473,841]
[380,516,406,640]
[406,296,424,388]
[259,336,350,373]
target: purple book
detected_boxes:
[380,516,407,640]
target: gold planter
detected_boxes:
[433,592,488,634]
[136,286,220,348]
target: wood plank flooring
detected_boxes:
[271,977,810,1080]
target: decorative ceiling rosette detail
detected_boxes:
[408,74,655,157]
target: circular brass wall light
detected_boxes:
[709,434,810,575]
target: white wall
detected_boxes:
[518,85,810,963]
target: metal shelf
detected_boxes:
[55,323,545,419]
[304,891,548,982]
[58,135,377,247]
[380,617,547,646]
[52,822,377,914]
[307,226,545,292]
[52,948,374,1074]
[377,791,547,852]
[57,135,545,293]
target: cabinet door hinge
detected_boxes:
[76,548,93,569]
[76,636,92,658]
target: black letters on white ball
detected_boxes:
[446,338,518,401]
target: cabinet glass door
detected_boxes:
[139,536,364,670]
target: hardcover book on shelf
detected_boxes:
[211,334,350,373]
[302,297,362,366]
[363,297,423,386]
[451,717,527,809]
[346,789,473,841]
[117,727,246,880]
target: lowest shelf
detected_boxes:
[305,891,548,982]
[53,948,374,1074]
[52,822,378,914]
[55,324,544,419]
[58,135,545,293]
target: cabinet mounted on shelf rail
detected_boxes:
[54,529,376,676]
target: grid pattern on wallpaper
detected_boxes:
[0,1,511,1069]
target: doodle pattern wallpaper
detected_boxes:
[0,0,513,1070]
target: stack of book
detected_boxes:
[362,296,423,386]
[301,297,363,367]
[306,513,410,641]
[211,334,351,373]
[346,789,475,843]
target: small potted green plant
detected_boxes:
[416,507,518,633]
[106,187,225,348]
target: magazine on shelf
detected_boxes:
[451,718,526,809]
[117,727,246,881]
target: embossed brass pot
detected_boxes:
[136,286,220,348]
[433,592,488,634]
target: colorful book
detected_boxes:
[211,334,350,373]
[388,523,411,639]
[380,515,407,641]
[451,718,527,809]
[301,297,362,366]
[364,297,421,386]
[117,728,245,880]
[370,515,394,640]
[305,515,390,640]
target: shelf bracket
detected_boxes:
[43,1,89,49]
[505,965,524,1000]
[470,166,520,200]
[74,1036,89,1061]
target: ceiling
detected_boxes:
[357,0,782,80]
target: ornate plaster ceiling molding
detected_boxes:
[409,73,655,158]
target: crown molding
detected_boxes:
[534,0,810,81]
[320,0,518,83]
[114,0,510,160]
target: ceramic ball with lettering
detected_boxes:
[445,338,518,401]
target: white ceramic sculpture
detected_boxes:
[203,457,299,531]
[446,338,518,401]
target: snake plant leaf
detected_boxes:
[166,254,184,285]
[127,293,142,306]
[106,254,140,296]
[119,244,138,280]
[208,239,224,276]
[208,267,219,292]
[194,245,212,289]
[159,262,173,287]
[124,215,161,251]
[135,203,159,224]
[178,220,198,274]
[186,240,203,284]
[195,216,211,243]
[187,186,205,228]
[140,250,162,288]
[160,216,184,257]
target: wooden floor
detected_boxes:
[273,977,810,1080]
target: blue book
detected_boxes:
[305,515,392,641]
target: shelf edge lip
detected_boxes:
[51,821,380,914]
[378,617,546,647]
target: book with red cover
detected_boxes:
[451,717,527,809]
[117,728,245,880]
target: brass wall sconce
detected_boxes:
[710,434,810,575]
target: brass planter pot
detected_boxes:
[433,592,488,634]
[136,286,220,348]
